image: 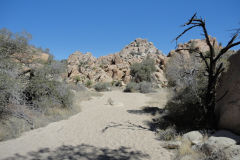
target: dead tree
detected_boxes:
[175,13,240,127]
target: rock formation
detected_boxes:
[167,36,220,57]
[67,38,167,86]
[216,50,240,134]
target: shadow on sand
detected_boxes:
[127,106,164,116]
[127,106,165,131]
[4,144,149,160]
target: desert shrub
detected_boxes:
[85,80,93,88]
[0,59,24,114]
[166,51,206,90]
[139,81,153,93]
[124,82,139,92]
[25,77,73,110]
[157,127,177,141]
[111,80,122,87]
[0,28,31,58]
[0,28,32,112]
[74,76,82,84]
[161,50,210,131]
[94,82,111,92]
[174,139,203,160]
[159,87,206,132]
[24,63,73,110]
[124,81,153,93]
[130,57,156,82]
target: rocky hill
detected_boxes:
[67,38,167,86]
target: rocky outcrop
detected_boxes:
[67,38,167,85]
[167,36,220,57]
[216,50,240,134]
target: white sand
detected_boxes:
[0,90,172,160]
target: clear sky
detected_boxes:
[1,0,239,60]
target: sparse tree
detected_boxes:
[175,13,240,127]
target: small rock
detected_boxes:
[182,131,203,145]
[204,136,236,150]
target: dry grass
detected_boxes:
[174,139,203,160]
[157,127,177,141]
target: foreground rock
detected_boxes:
[216,50,240,134]
[170,130,240,160]
[182,131,203,145]
[200,130,240,160]
[67,38,167,86]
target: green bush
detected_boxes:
[124,81,153,93]
[139,81,153,93]
[163,50,212,131]
[24,62,73,110]
[94,82,111,92]
[124,82,139,92]
[0,28,31,58]
[160,87,206,131]
[130,57,156,82]
[111,80,122,87]
[0,59,24,113]
[85,80,93,88]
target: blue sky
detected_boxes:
[1,0,239,60]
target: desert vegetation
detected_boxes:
[0,28,99,141]
[124,56,155,93]
[130,56,156,83]
[155,14,240,132]
[0,13,239,160]
[153,14,240,160]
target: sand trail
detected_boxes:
[0,90,172,160]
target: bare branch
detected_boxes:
[213,63,224,82]
[199,51,210,71]
[175,24,201,42]
[201,22,215,60]
[227,33,239,46]
[185,13,197,26]
[216,90,229,102]
[214,41,240,62]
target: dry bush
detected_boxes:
[139,81,153,93]
[94,82,111,92]
[124,82,139,92]
[24,68,73,111]
[166,51,206,91]
[174,139,203,160]
[157,126,177,141]
[162,51,209,131]
[130,56,156,83]
[0,28,78,141]
[124,81,153,93]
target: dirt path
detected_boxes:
[0,90,172,160]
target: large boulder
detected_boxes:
[216,50,240,134]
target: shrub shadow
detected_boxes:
[127,106,164,116]
[4,144,149,160]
